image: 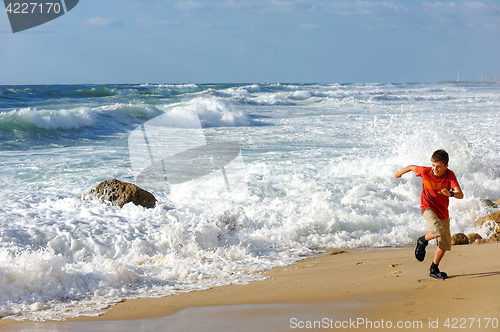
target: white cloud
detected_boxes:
[262,0,296,13]
[421,1,492,15]
[421,1,458,19]
[462,2,488,10]
[173,1,409,15]
[125,3,165,11]
[221,0,253,10]
[421,1,500,29]
[306,1,409,16]
[174,1,208,11]
[136,18,181,28]
[301,23,320,30]
[85,17,124,27]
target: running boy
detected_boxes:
[395,149,463,279]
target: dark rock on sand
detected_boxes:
[487,232,500,242]
[83,179,156,208]
[466,233,482,244]
[451,233,469,245]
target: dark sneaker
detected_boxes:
[415,236,428,262]
[430,270,448,279]
[430,262,448,279]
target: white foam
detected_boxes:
[0,103,162,132]
[290,91,312,100]
[165,97,250,127]
[2,107,96,130]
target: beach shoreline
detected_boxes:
[2,242,498,331]
[3,83,500,331]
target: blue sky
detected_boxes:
[1,1,499,84]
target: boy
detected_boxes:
[395,149,463,279]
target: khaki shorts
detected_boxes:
[423,208,451,251]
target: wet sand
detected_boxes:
[1,242,499,331]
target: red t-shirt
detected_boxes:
[415,166,459,219]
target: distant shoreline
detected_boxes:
[438,80,500,84]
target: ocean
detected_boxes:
[1,82,499,321]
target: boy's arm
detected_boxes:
[439,185,464,199]
[395,165,417,178]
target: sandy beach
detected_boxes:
[1,241,498,331]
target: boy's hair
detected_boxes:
[432,149,449,165]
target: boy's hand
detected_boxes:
[439,187,464,199]
[439,189,451,196]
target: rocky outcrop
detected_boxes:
[83,179,156,208]
[487,232,500,242]
[466,233,482,244]
[474,211,500,229]
[474,198,500,243]
[451,233,469,245]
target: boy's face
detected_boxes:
[431,160,448,177]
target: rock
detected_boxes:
[483,199,498,208]
[474,211,500,228]
[496,226,500,234]
[497,197,500,206]
[487,232,500,242]
[84,179,156,208]
[451,233,469,245]
[466,233,482,244]
[474,239,487,244]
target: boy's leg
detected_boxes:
[414,210,438,262]
[425,232,448,279]
[424,231,446,264]
[424,231,437,241]
[432,246,446,265]
[429,251,447,279]
[422,210,451,279]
